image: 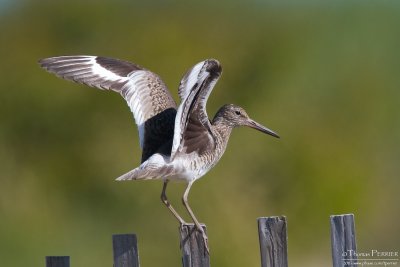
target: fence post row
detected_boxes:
[45,214,358,267]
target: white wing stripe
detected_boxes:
[47,57,90,63]
[49,61,90,67]
[179,61,204,100]
[171,59,221,157]
[172,61,207,156]
[90,57,124,81]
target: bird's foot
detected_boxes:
[202,231,210,254]
[196,224,210,254]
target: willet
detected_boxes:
[39,56,279,252]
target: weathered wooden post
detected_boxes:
[258,216,288,267]
[45,256,70,267]
[330,214,357,267]
[112,234,140,267]
[179,223,210,267]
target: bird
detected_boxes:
[38,55,279,253]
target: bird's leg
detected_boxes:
[161,179,187,225]
[182,181,209,253]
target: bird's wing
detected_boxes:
[39,56,177,161]
[177,60,205,100]
[171,59,222,158]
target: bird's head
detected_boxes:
[214,104,280,138]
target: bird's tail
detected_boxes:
[115,167,153,181]
[116,154,173,181]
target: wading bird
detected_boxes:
[39,56,279,252]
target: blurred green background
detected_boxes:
[1,0,399,266]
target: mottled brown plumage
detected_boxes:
[39,56,279,253]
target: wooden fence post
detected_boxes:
[45,256,70,267]
[330,214,357,267]
[179,223,210,267]
[112,234,140,267]
[258,216,288,267]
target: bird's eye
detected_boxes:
[235,110,241,115]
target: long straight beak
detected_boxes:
[246,119,280,138]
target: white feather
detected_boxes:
[179,61,205,100]
[89,57,124,81]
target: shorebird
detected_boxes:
[39,56,279,252]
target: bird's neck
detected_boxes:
[211,116,234,146]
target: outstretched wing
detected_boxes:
[171,59,222,158]
[39,56,177,162]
